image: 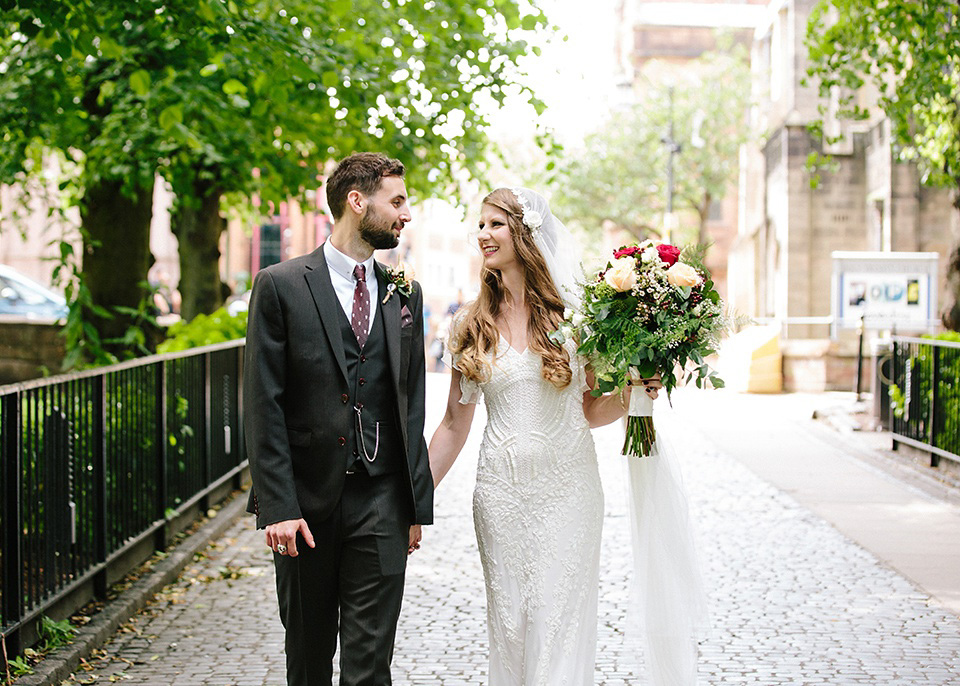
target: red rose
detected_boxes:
[613,246,642,259]
[657,244,681,266]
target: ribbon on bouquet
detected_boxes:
[623,385,656,457]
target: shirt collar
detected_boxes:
[324,240,376,282]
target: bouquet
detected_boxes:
[553,240,728,457]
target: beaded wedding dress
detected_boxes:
[456,335,604,686]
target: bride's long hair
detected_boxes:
[451,188,572,390]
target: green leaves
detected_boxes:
[129,69,151,96]
[221,78,247,95]
[159,105,183,130]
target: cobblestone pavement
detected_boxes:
[62,377,960,685]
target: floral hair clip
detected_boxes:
[511,188,543,238]
[383,262,415,304]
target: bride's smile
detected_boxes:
[477,204,516,270]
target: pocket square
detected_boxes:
[400,304,413,328]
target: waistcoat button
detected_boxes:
[341,393,348,404]
[337,436,346,446]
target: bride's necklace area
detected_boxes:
[496,300,529,353]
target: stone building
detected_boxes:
[730,0,957,333]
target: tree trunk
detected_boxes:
[80,178,156,348]
[172,180,227,322]
[697,192,712,246]
[944,189,960,331]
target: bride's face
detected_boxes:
[477,204,517,271]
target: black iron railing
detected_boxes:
[0,340,246,654]
[890,336,960,466]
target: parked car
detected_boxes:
[0,264,69,320]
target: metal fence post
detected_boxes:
[92,376,108,599]
[930,345,940,468]
[2,392,24,655]
[201,352,212,513]
[234,345,245,490]
[891,339,899,451]
[155,360,168,550]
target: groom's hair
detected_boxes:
[326,152,405,220]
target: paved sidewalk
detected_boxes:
[57,377,960,685]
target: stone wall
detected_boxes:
[0,319,66,384]
[781,337,860,392]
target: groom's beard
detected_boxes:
[359,205,400,250]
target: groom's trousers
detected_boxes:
[273,470,410,686]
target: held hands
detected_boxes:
[408,525,422,555]
[265,518,315,557]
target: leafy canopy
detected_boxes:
[806,0,960,187]
[551,46,751,241]
[0,0,548,206]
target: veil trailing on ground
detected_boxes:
[624,400,711,684]
[512,187,710,684]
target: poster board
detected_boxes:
[831,251,939,336]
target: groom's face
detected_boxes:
[358,175,411,250]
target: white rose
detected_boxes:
[571,311,585,327]
[604,257,638,292]
[523,209,543,230]
[641,247,659,264]
[666,262,703,288]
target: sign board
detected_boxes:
[831,251,939,335]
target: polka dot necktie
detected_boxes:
[351,264,370,348]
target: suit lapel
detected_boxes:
[375,262,402,396]
[303,246,349,384]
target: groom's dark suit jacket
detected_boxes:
[243,245,433,530]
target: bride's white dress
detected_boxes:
[455,336,603,686]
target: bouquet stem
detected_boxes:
[623,415,656,457]
[623,388,656,457]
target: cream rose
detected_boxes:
[666,262,703,288]
[604,257,638,292]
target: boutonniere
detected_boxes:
[383,261,415,304]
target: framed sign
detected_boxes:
[831,251,939,335]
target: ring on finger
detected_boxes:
[276,543,287,554]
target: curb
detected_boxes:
[13,492,250,686]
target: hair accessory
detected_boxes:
[511,188,544,238]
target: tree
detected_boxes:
[0,0,546,363]
[806,0,960,330]
[552,48,751,246]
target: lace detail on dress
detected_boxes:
[471,338,604,685]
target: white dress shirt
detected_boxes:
[323,240,378,336]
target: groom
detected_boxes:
[243,152,433,685]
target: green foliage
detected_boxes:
[8,653,33,677]
[889,333,960,457]
[157,307,247,353]
[38,616,75,652]
[552,46,751,242]
[0,0,549,366]
[806,0,960,188]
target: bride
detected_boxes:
[428,188,662,684]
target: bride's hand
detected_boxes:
[628,372,662,400]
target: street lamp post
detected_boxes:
[661,86,682,242]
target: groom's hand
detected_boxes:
[408,525,422,555]
[265,518,315,557]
